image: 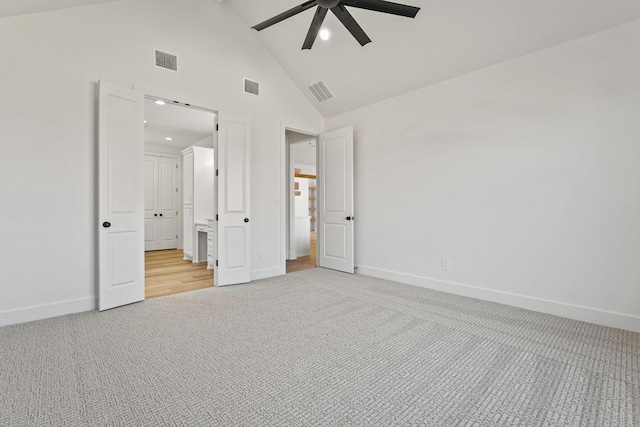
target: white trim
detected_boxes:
[357,265,640,333]
[251,267,283,282]
[0,297,96,327]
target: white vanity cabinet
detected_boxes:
[183,205,194,261]
[182,146,214,263]
[207,218,215,270]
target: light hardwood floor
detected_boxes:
[147,230,315,298]
[286,231,317,273]
[145,249,213,299]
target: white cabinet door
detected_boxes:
[215,112,251,286]
[98,81,145,311]
[183,205,194,260]
[183,150,194,205]
[318,126,354,274]
[182,205,195,260]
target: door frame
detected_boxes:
[139,91,218,290]
[281,125,320,272]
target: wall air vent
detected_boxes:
[155,50,178,71]
[306,80,336,104]
[244,78,260,96]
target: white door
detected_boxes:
[144,155,159,251]
[157,156,178,250]
[144,155,178,251]
[318,126,354,273]
[215,112,251,286]
[98,81,145,311]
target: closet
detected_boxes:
[182,146,214,262]
[144,155,178,251]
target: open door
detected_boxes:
[215,112,251,286]
[318,126,354,273]
[98,81,145,310]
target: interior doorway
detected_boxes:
[285,129,318,273]
[143,96,217,298]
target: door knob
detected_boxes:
[154,214,158,217]
[346,216,351,221]
[244,218,250,223]
[102,222,111,228]
[160,214,163,217]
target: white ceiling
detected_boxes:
[228,0,640,117]
[4,1,640,119]
[0,0,118,18]
[144,98,216,149]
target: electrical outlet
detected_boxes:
[441,259,450,271]
[257,252,264,262]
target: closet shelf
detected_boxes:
[295,173,316,179]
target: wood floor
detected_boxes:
[286,231,317,273]
[145,249,213,299]
[146,230,315,298]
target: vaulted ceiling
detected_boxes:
[4,0,640,119]
[0,0,118,18]
[228,0,640,117]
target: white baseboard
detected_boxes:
[357,265,640,333]
[251,266,285,281]
[0,297,96,328]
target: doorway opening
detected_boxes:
[143,96,217,298]
[285,129,318,273]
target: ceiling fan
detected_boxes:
[252,0,421,50]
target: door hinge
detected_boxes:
[176,235,178,239]
[176,188,178,192]
[176,164,178,169]
[216,169,219,176]
[215,260,218,267]
[176,211,178,215]
[216,124,219,131]
[216,214,218,221]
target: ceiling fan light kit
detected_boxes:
[252,0,421,50]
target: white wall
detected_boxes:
[193,135,214,148]
[327,20,640,332]
[0,0,323,325]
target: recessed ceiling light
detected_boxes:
[165,137,173,141]
[319,29,330,41]
[144,120,147,124]
[155,100,166,105]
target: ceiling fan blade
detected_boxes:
[341,0,420,18]
[302,7,329,50]
[331,5,372,46]
[252,0,318,31]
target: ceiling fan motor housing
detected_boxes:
[317,0,340,8]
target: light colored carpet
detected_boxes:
[0,268,638,426]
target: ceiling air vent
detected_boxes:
[155,50,178,71]
[306,80,336,104]
[244,78,260,96]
